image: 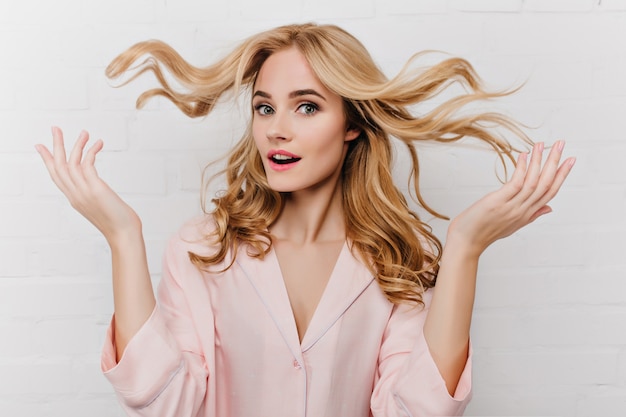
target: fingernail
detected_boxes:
[538,142,544,152]
[557,140,565,151]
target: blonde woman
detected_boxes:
[36,23,574,417]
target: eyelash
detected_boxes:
[254,104,274,116]
[297,102,318,115]
[253,102,319,116]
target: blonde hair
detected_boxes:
[106,23,531,306]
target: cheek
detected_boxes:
[320,123,349,150]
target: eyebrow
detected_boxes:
[252,89,327,101]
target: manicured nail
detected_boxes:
[557,140,565,151]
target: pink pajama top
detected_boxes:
[101,217,472,416]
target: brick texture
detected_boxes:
[1,1,624,416]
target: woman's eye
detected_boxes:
[255,104,274,115]
[298,103,318,115]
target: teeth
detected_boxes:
[273,154,294,160]
[270,154,301,165]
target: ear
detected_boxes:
[344,127,361,142]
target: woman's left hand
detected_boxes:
[447,140,575,257]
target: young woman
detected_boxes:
[36,23,574,417]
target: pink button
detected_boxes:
[293,359,301,370]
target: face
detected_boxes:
[252,47,360,194]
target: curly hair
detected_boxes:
[106,23,531,306]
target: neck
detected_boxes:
[270,180,345,245]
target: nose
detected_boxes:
[266,110,293,142]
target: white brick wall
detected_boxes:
[1,1,624,416]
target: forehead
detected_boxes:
[254,47,330,95]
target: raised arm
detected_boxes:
[36,127,155,360]
[423,141,576,395]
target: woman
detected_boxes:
[36,23,574,416]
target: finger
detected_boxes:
[51,126,69,166]
[37,131,75,191]
[82,139,104,180]
[68,130,90,167]
[528,205,553,223]
[530,156,576,211]
[501,152,528,200]
[513,142,544,202]
[50,126,76,193]
[35,143,54,168]
[526,140,566,203]
[66,130,92,193]
[35,143,65,185]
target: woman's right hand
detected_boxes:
[36,126,142,245]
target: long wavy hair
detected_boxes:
[106,23,531,306]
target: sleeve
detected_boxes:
[370,289,472,417]
[100,229,213,417]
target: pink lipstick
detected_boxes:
[267,150,301,171]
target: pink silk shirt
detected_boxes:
[101,217,472,416]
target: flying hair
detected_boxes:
[106,23,533,306]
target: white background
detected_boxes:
[1,0,625,416]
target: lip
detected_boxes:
[266,149,301,172]
[267,149,301,159]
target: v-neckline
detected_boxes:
[271,240,348,346]
[236,240,375,355]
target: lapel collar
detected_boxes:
[235,242,375,354]
[300,243,375,351]
[235,247,303,358]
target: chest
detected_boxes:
[273,240,345,342]
[206,242,385,351]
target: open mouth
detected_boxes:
[270,154,302,165]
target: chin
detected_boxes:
[265,177,308,193]
[266,182,297,193]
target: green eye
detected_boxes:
[255,104,274,115]
[298,103,318,115]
